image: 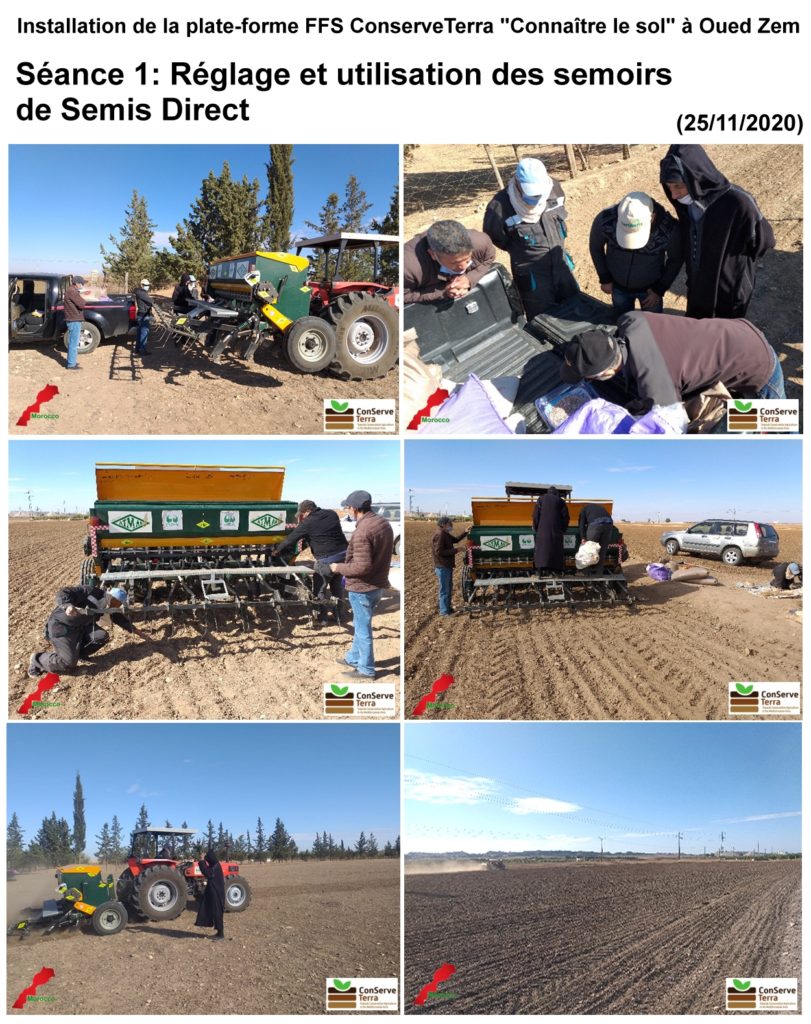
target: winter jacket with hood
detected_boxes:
[483,180,579,318]
[659,145,775,318]
[589,199,683,296]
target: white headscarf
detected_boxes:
[507,175,550,224]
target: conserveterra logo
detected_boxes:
[354,688,392,706]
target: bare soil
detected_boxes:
[8,333,398,436]
[404,144,803,398]
[7,860,399,1015]
[8,520,400,721]
[404,520,802,720]
[405,859,801,1014]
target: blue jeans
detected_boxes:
[756,347,786,399]
[136,315,152,353]
[66,320,82,367]
[611,286,663,315]
[345,589,382,677]
[435,567,453,615]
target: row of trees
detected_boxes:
[100,145,398,290]
[7,785,399,868]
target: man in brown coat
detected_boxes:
[63,275,87,369]
[330,490,393,679]
[403,220,496,304]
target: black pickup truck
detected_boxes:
[9,274,136,354]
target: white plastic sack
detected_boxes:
[575,540,601,570]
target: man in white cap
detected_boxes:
[132,278,155,357]
[28,585,150,678]
[589,191,683,314]
[483,156,578,319]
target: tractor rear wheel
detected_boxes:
[284,317,336,373]
[224,877,252,913]
[132,865,186,922]
[91,901,128,936]
[329,293,398,381]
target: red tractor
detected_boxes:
[295,232,400,380]
[116,827,252,922]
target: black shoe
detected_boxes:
[213,932,225,940]
[335,657,356,668]
[27,655,40,679]
[65,365,81,371]
[341,668,375,680]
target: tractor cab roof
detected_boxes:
[504,482,574,498]
[295,232,399,251]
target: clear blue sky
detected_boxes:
[8,723,399,854]
[405,439,802,522]
[9,439,399,514]
[405,722,801,855]
[9,145,398,274]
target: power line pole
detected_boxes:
[598,837,604,861]
[719,831,726,858]
[408,488,414,515]
[677,832,683,860]
[25,489,33,516]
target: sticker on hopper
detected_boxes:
[518,535,534,550]
[220,510,240,531]
[161,510,183,530]
[479,535,512,551]
[109,511,152,534]
[249,510,284,532]
[563,535,577,549]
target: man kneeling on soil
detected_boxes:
[28,585,149,677]
[330,490,394,679]
[770,562,802,591]
[561,311,785,428]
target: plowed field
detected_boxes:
[9,519,400,720]
[404,521,801,720]
[8,859,399,1016]
[405,859,800,1014]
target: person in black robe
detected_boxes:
[195,849,226,939]
[532,487,569,573]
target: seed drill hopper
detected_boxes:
[8,865,129,938]
[82,463,331,632]
[462,482,633,612]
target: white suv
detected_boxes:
[341,502,401,556]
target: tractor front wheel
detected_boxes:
[224,877,252,913]
[329,293,398,381]
[132,865,186,922]
[91,901,128,936]
[284,318,336,374]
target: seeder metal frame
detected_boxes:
[461,566,636,615]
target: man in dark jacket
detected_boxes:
[63,276,87,370]
[561,311,785,421]
[532,487,569,574]
[589,192,683,314]
[273,500,349,624]
[404,221,496,304]
[660,144,775,319]
[770,562,802,591]
[28,585,149,677]
[483,157,579,320]
[432,517,470,616]
[195,850,226,940]
[578,504,614,575]
[330,491,393,679]
[133,279,154,356]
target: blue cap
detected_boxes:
[515,158,553,199]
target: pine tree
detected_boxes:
[95,822,112,862]
[170,162,262,278]
[339,176,374,281]
[110,816,125,862]
[136,804,150,831]
[72,772,86,858]
[245,829,253,857]
[394,835,400,856]
[255,817,266,859]
[100,190,157,288]
[355,831,368,858]
[206,820,215,851]
[34,813,73,865]
[339,838,346,859]
[262,144,295,251]
[328,834,336,859]
[7,813,25,867]
[370,185,399,284]
[312,833,323,858]
[383,840,393,857]
[180,821,191,858]
[368,833,379,857]
[217,822,226,849]
[305,194,340,279]
[269,817,296,861]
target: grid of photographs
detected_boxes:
[5,142,803,1017]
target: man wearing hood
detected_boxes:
[660,144,775,319]
[28,584,149,677]
[560,310,785,425]
[589,192,683,313]
[532,487,569,575]
[195,850,226,940]
[483,157,579,320]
